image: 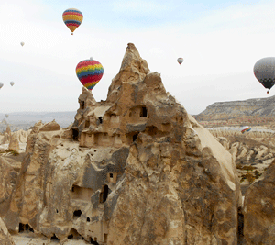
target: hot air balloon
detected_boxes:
[254,57,275,94]
[241,126,251,134]
[10,82,14,86]
[0,83,3,89]
[76,58,104,90]
[20,42,25,47]
[177,58,183,65]
[62,8,83,35]
[5,114,8,118]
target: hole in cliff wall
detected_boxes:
[72,128,79,140]
[68,234,73,239]
[51,234,59,240]
[91,237,99,245]
[100,185,109,203]
[140,106,148,117]
[73,210,82,218]
[56,209,59,213]
[104,234,108,242]
[80,101,85,109]
[87,217,90,222]
[18,223,24,232]
[98,117,103,124]
[133,134,138,142]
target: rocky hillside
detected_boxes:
[196,95,275,120]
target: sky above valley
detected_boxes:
[0,0,274,115]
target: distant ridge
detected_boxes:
[0,111,75,131]
[196,95,275,120]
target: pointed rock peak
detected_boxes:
[78,87,96,108]
[107,43,149,103]
[119,43,149,74]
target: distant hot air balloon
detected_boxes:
[5,114,8,118]
[20,42,25,47]
[62,8,83,35]
[10,82,14,86]
[0,83,3,89]
[254,57,275,94]
[76,58,104,90]
[241,126,251,134]
[177,58,183,65]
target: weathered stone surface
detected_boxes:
[39,119,60,131]
[8,133,19,152]
[1,43,242,245]
[244,160,275,244]
[0,217,15,245]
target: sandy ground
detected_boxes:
[12,234,90,245]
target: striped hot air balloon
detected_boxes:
[76,58,104,90]
[62,8,83,35]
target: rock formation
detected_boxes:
[197,95,275,118]
[0,217,15,245]
[1,43,242,244]
[244,160,275,244]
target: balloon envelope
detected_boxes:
[20,42,25,47]
[10,82,14,86]
[241,126,251,134]
[76,60,104,90]
[177,58,183,64]
[62,8,83,35]
[0,83,3,89]
[254,57,275,90]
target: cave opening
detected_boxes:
[98,117,103,124]
[140,106,148,117]
[51,234,59,240]
[18,223,24,233]
[133,134,138,142]
[91,237,99,245]
[73,210,82,218]
[72,128,79,140]
[87,217,90,222]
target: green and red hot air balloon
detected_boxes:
[76,58,104,90]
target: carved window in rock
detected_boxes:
[72,128,79,140]
[140,106,148,117]
[133,133,138,142]
[73,210,82,218]
[98,117,103,124]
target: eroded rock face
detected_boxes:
[0,217,15,245]
[244,160,275,244]
[2,43,241,244]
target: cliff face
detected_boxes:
[2,43,242,244]
[197,95,275,119]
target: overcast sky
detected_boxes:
[0,0,274,115]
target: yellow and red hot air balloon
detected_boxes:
[76,58,104,90]
[62,8,83,35]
